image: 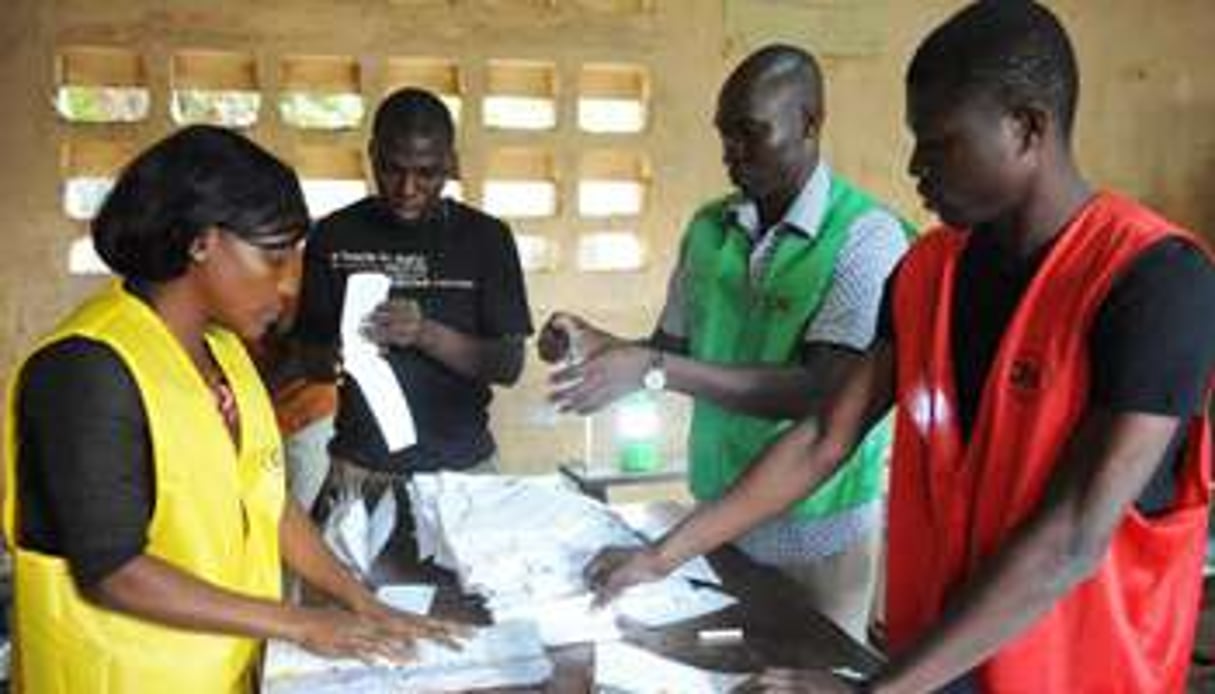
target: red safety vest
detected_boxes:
[887,192,1211,693]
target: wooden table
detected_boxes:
[369,501,883,692]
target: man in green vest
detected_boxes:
[543,44,909,640]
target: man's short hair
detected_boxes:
[93,125,309,282]
[372,87,456,147]
[908,1,1080,138]
[731,43,824,116]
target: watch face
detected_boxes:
[644,367,666,391]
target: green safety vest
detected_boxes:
[683,172,910,520]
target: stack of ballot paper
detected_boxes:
[406,472,737,646]
[262,620,553,693]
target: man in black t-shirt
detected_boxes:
[873,232,1215,518]
[292,89,532,532]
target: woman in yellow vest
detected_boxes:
[3,125,462,693]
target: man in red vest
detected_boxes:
[586,3,1214,691]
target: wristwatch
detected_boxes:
[642,349,667,391]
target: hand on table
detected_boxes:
[292,602,468,664]
[583,545,672,607]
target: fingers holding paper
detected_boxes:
[583,545,671,607]
[363,298,427,350]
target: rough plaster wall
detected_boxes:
[0,1,63,392]
[1058,0,1215,237]
[0,0,1212,477]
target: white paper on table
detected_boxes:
[322,488,396,575]
[376,584,437,615]
[671,555,724,587]
[495,593,622,647]
[365,488,396,567]
[626,509,681,542]
[341,272,415,452]
[613,579,737,629]
[323,494,367,573]
[407,474,441,562]
[264,620,553,692]
[410,473,628,582]
[594,641,749,694]
[264,658,554,694]
[403,473,734,639]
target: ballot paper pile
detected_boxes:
[263,619,553,693]
[407,472,737,646]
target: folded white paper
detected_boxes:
[405,473,737,647]
[322,487,396,575]
[495,593,622,647]
[376,583,437,616]
[341,272,415,452]
[614,580,737,629]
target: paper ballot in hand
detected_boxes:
[341,272,415,452]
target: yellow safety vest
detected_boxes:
[3,281,285,693]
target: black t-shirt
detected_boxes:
[876,234,1215,514]
[16,338,153,588]
[293,197,533,473]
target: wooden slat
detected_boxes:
[580,149,649,180]
[486,147,554,179]
[57,46,145,87]
[383,57,461,95]
[172,50,257,91]
[61,138,138,177]
[292,144,365,179]
[280,55,360,93]
[579,63,648,99]
[487,60,556,97]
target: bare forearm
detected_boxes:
[88,554,303,642]
[874,507,1097,693]
[664,342,863,420]
[279,500,374,612]
[657,346,892,570]
[663,354,823,419]
[873,411,1180,693]
[655,419,847,570]
[416,320,524,384]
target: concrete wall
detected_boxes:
[1,1,1212,475]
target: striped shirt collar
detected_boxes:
[727,160,831,241]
